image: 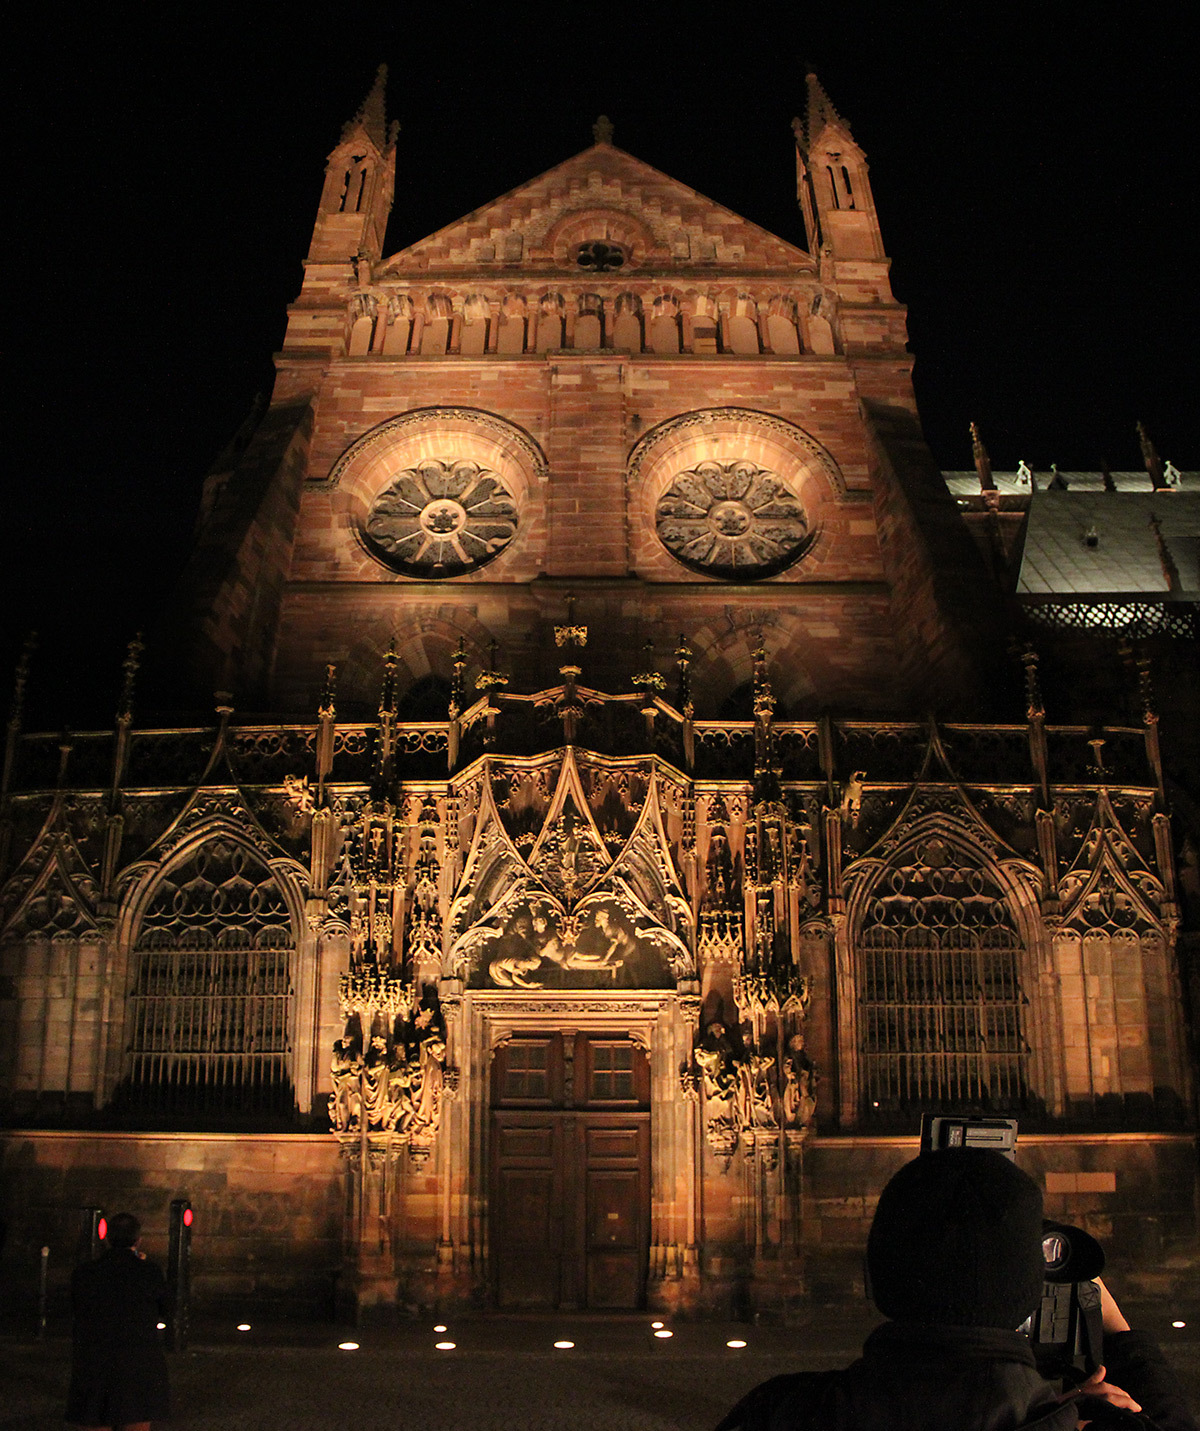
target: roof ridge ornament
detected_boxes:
[592,115,614,146]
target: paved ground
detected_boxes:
[4,1306,1198,1430]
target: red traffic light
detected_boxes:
[97,1217,108,1241]
[182,1207,193,1228]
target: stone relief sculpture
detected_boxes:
[654,460,809,578]
[363,458,518,576]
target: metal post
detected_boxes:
[166,1199,192,1351]
[37,1245,49,1337]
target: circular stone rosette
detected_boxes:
[363,459,519,576]
[654,460,809,577]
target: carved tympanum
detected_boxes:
[655,460,808,578]
[364,459,518,576]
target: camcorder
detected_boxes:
[920,1114,1105,1385]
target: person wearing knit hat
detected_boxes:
[715,1149,1198,1431]
[866,1146,1045,1329]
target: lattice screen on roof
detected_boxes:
[856,837,1029,1119]
[124,838,295,1119]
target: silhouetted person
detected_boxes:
[68,1211,170,1431]
[715,1148,1197,1430]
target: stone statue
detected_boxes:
[782,1031,818,1129]
[329,1035,363,1132]
[695,1021,737,1101]
[1015,459,1033,488]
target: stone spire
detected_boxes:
[343,64,392,151]
[803,71,846,149]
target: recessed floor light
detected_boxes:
[236,1324,251,1332]
[434,1324,447,1332]
[1172,1320,1187,1328]
[654,1329,673,1339]
[338,1342,359,1351]
[435,1340,456,1350]
[651,1321,664,1329]
[156,1322,166,1331]
[727,1339,747,1348]
[553,1339,575,1349]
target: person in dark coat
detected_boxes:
[67,1211,170,1431]
[715,1148,1197,1431]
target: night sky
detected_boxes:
[5,8,1195,728]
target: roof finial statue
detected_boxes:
[970,421,996,492]
[592,115,614,146]
[1137,421,1167,490]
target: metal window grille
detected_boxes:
[125,839,295,1118]
[857,842,1028,1119]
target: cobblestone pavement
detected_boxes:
[4,1306,1197,1430]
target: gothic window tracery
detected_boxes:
[856,838,1028,1120]
[655,461,809,578]
[123,837,295,1119]
[363,459,519,577]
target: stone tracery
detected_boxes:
[655,460,809,577]
[364,458,519,576]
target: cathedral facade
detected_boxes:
[1,71,1196,1318]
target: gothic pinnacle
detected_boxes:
[344,63,390,150]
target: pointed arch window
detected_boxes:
[856,836,1028,1121]
[122,837,295,1121]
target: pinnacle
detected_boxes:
[803,70,848,149]
[342,64,390,151]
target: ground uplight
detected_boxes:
[237,1324,251,1332]
[435,1340,456,1350]
[434,1324,447,1332]
[651,1321,664,1329]
[654,1329,673,1339]
[553,1340,575,1349]
[1172,1320,1187,1328]
[727,1339,747,1348]
[157,1322,166,1331]
[338,1342,359,1351]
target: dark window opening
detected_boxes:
[575,241,625,272]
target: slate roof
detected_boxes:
[941,471,1199,598]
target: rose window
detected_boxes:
[654,460,809,577]
[364,459,519,576]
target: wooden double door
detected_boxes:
[491,1033,650,1310]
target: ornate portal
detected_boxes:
[363,458,519,575]
[654,460,809,577]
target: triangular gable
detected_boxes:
[1,805,101,939]
[382,144,813,273]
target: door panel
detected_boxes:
[491,1034,649,1310]
[586,1168,641,1308]
[493,1117,563,1307]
